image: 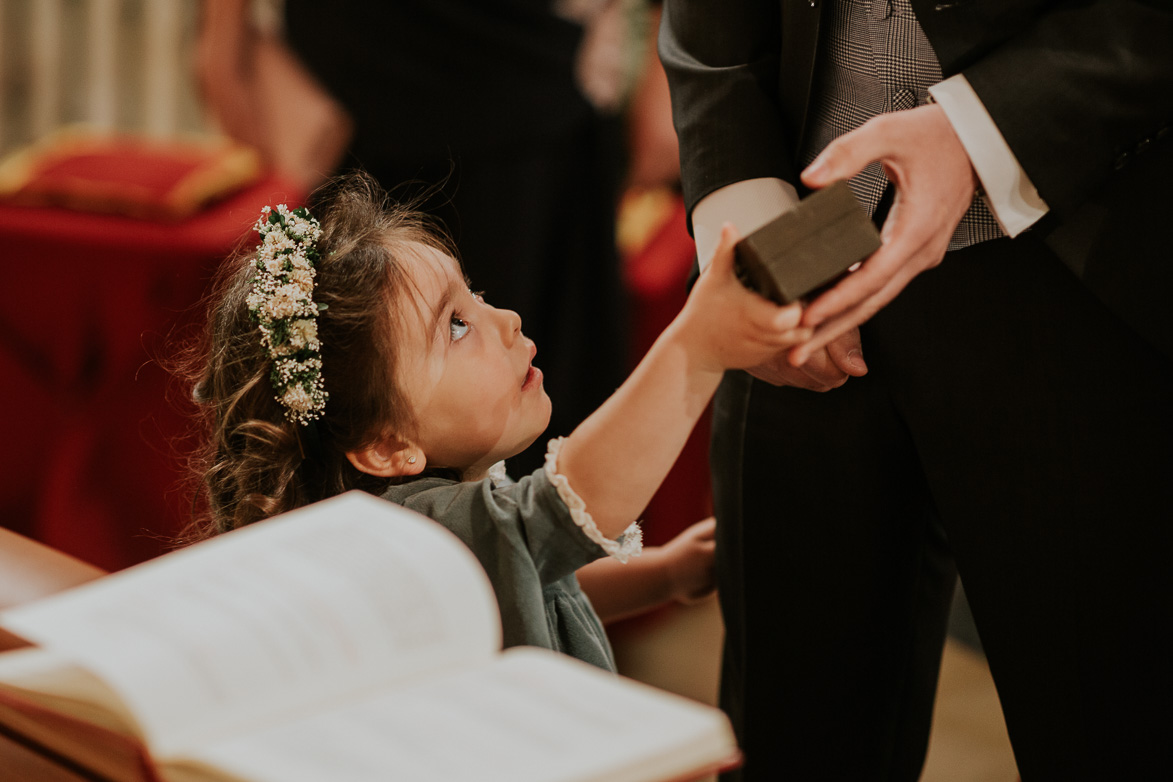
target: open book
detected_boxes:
[0,492,738,782]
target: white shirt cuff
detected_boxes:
[692,177,800,269]
[928,75,1049,237]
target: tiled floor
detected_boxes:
[609,594,1018,781]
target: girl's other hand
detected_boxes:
[575,517,717,623]
[661,517,717,605]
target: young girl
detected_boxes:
[189,173,807,672]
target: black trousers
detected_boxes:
[712,231,1173,781]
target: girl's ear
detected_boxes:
[346,436,425,477]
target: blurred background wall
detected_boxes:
[0,0,207,156]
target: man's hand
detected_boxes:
[749,328,866,391]
[790,104,978,366]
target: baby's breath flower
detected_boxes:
[247,204,328,425]
[281,385,314,415]
[289,319,318,350]
[265,283,311,320]
[290,269,315,293]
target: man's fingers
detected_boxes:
[789,348,851,390]
[799,358,851,390]
[825,329,867,376]
[802,115,894,188]
[747,353,848,391]
[803,198,940,326]
[802,248,892,327]
[803,242,911,326]
[790,321,854,368]
[791,263,922,365]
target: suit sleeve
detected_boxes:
[657,0,797,222]
[952,0,1173,217]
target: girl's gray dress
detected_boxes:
[380,440,642,672]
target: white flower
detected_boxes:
[290,269,315,293]
[281,385,313,415]
[264,255,287,275]
[275,356,322,383]
[289,319,318,350]
[249,203,327,425]
[267,233,295,255]
[288,251,312,272]
[265,284,310,320]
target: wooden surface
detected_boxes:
[0,730,102,782]
[0,527,106,614]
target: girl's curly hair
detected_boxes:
[181,171,453,537]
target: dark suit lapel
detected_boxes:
[779,0,827,158]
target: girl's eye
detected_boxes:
[449,315,470,341]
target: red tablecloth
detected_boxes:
[0,178,708,570]
[0,175,304,570]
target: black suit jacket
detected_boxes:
[660,0,1173,357]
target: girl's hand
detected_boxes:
[661,517,717,605]
[575,517,717,623]
[674,224,811,375]
[556,228,807,538]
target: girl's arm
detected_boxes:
[556,226,809,538]
[577,517,716,624]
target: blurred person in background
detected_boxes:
[198,0,636,476]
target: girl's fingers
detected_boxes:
[706,222,741,278]
[684,517,717,542]
[765,301,804,332]
[742,298,810,347]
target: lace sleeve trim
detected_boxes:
[544,437,642,564]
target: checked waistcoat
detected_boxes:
[799,0,1004,249]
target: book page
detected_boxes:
[0,492,501,758]
[170,647,737,782]
[0,659,161,782]
[0,646,137,734]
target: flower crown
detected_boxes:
[246,204,328,425]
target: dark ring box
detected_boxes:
[733,180,882,304]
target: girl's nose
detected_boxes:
[497,306,522,345]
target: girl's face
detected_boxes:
[396,244,551,479]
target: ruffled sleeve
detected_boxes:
[543,437,643,564]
